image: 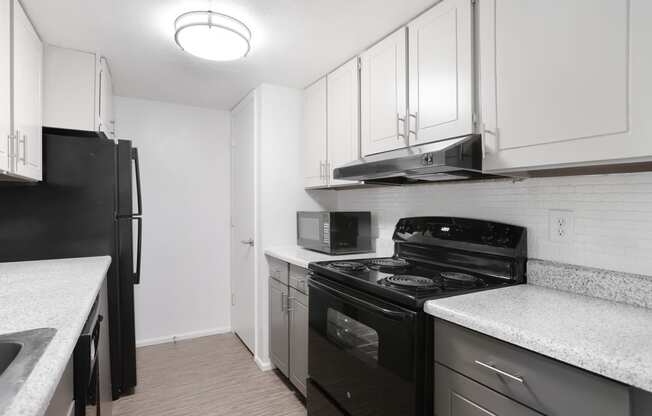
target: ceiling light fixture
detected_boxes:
[174,10,252,61]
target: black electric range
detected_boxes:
[309,257,516,310]
[306,217,527,416]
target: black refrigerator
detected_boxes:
[0,127,142,399]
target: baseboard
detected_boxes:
[136,326,232,348]
[255,356,274,372]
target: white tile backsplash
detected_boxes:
[327,172,652,276]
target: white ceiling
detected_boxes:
[22,0,437,110]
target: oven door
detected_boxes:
[308,276,418,416]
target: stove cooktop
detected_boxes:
[308,257,514,310]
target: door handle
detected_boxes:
[309,278,414,321]
[132,148,143,216]
[133,217,143,284]
[240,239,254,247]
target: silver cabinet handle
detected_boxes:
[408,112,418,138]
[396,113,406,141]
[281,292,286,312]
[325,161,330,182]
[6,133,12,170]
[474,360,524,384]
[22,134,27,165]
[482,123,499,159]
[240,239,254,247]
[287,297,296,313]
[318,161,324,180]
[14,130,20,168]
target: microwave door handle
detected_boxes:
[132,148,143,216]
[310,278,413,321]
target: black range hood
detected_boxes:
[334,134,501,185]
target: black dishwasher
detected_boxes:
[74,298,103,416]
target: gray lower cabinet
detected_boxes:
[434,318,634,416]
[269,277,290,377]
[289,287,308,396]
[268,258,310,397]
[435,363,541,416]
[44,358,74,416]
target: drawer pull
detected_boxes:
[474,360,524,384]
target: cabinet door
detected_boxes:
[435,363,542,416]
[98,57,115,138]
[408,0,474,146]
[269,277,289,377]
[289,288,308,396]
[327,57,360,186]
[43,46,96,131]
[360,28,407,156]
[302,77,328,188]
[479,0,652,172]
[12,0,42,181]
[0,0,9,173]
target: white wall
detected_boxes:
[115,96,232,346]
[331,172,652,276]
[252,84,330,367]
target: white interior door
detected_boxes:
[360,28,407,156]
[230,93,256,352]
[408,0,474,146]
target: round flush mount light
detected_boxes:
[174,11,252,61]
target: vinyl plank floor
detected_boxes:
[112,333,307,416]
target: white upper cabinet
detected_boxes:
[43,46,115,138]
[98,57,115,139]
[0,0,10,173]
[12,0,42,181]
[327,57,360,186]
[302,77,328,188]
[360,28,407,156]
[479,0,652,172]
[43,46,96,132]
[408,0,474,146]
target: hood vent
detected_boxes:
[334,134,501,184]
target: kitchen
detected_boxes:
[0,0,651,415]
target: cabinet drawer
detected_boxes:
[435,363,542,416]
[434,319,630,416]
[268,256,289,285]
[289,264,309,294]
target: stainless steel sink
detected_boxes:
[0,328,56,414]
[0,342,22,375]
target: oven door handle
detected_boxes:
[309,278,414,321]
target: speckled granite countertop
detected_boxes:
[265,244,394,269]
[425,285,652,393]
[0,256,111,416]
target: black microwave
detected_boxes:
[297,211,372,255]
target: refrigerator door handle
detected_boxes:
[132,148,143,216]
[133,216,142,284]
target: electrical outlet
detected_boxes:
[549,209,574,243]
